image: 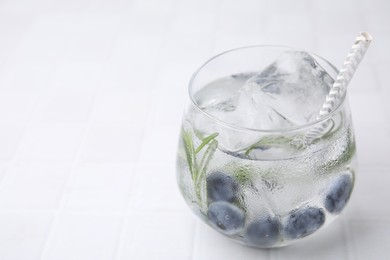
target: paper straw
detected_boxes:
[300,32,373,147]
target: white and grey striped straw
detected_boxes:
[298,32,373,147]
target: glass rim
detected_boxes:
[188,45,346,134]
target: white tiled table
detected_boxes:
[0,0,389,259]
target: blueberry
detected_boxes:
[207,201,245,235]
[325,175,353,214]
[284,207,325,239]
[207,171,238,202]
[245,217,280,247]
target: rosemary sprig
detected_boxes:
[182,130,219,212]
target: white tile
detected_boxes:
[161,11,215,64]
[349,92,387,123]
[0,14,33,60]
[92,92,151,125]
[112,18,164,64]
[49,61,105,92]
[161,35,213,68]
[267,0,310,13]
[368,35,390,64]
[218,0,268,14]
[313,11,363,36]
[134,162,187,211]
[44,214,122,260]
[18,124,84,162]
[23,14,81,37]
[345,166,390,219]
[216,12,265,36]
[0,93,39,124]
[348,219,390,260]
[265,13,313,34]
[110,6,169,74]
[0,61,54,92]
[35,91,95,123]
[347,65,379,93]
[81,126,143,163]
[315,34,360,66]
[106,11,168,89]
[66,163,134,211]
[13,14,81,62]
[177,0,219,15]
[312,0,358,12]
[357,0,390,13]
[362,12,390,35]
[354,121,390,166]
[0,0,89,13]
[130,0,176,14]
[0,127,24,161]
[100,60,156,92]
[376,63,390,94]
[212,32,278,52]
[274,220,348,260]
[62,14,121,62]
[169,11,215,40]
[376,63,390,120]
[0,164,7,183]
[138,123,180,163]
[0,60,6,72]
[150,93,186,124]
[151,60,195,95]
[194,222,270,260]
[0,164,70,209]
[87,0,133,13]
[118,213,194,260]
[119,18,172,53]
[261,32,316,51]
[213,33,267,53]
[0,213,53,260]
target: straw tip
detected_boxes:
[359,32,373,42]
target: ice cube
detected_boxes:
[191,51,334,152]
[244,51,334,125]
[199,75,295,131]
[237,82,297,129]
[197,81,290,151]
[193,80,293,152]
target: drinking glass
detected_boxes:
[176,46,356,248]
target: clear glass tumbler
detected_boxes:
[176,46,356,248]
